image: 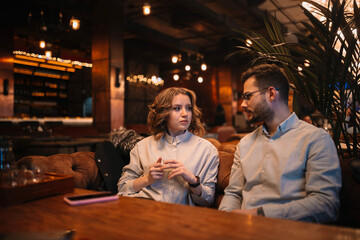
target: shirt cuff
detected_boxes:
[191,184,214,207]
[262,204,284,219]
[118,179,136,195]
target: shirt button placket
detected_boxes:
[260,169,265,185]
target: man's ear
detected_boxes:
[268,87,277,102]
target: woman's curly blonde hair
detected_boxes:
[147,87,205,140]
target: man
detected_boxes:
[218,64,342,223]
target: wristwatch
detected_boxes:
[189,176,200,188]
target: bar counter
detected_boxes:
[0,117,93,126]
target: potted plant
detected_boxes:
[229,0,359,159]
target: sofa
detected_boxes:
[16,137,360,228]
[17,137,234,207]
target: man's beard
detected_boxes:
[248,100,274,124]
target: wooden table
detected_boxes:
[1,188,359,240]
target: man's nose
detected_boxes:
[240,100,248,109]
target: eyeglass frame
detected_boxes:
[240,87,279,101]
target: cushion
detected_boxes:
[212,150,234,208]
[205,138,221,150]
[219,144,237,154]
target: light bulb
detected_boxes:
[185,65,191,71]
[39,40,46,49]
[197,76,203,83]
[172,56,178,63]
[143,3,151,15]
[70,16,80,30]
[173,74,179,81]
[201,63,207,71]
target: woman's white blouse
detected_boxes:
[117,130,219,206]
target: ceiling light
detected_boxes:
[201,63,207,71]
[173,74,179,81]
[143,3,151,15]
[172,55,178,63]
[70,16,80,30]
[185,65,191,71]
[197,76,203,83]
[39,40,46,49]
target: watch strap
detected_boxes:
[257,207,265,216]
[189,176,200,188]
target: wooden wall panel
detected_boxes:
[0,21,14,117]
[92,0,124,133]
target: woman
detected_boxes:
[118,87,219,206]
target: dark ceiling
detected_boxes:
[10,0,308,68]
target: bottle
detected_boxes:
[0,137,15,172]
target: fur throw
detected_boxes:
[109,127,144,149]
[108,127,146,162]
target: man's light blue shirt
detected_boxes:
[219,113,342,222]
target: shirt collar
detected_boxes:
[164,130,191,145]
[262,112,299,138]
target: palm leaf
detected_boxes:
[228,0,359,157]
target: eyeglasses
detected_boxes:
[240,87,279,101]
[240,88,268,101]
